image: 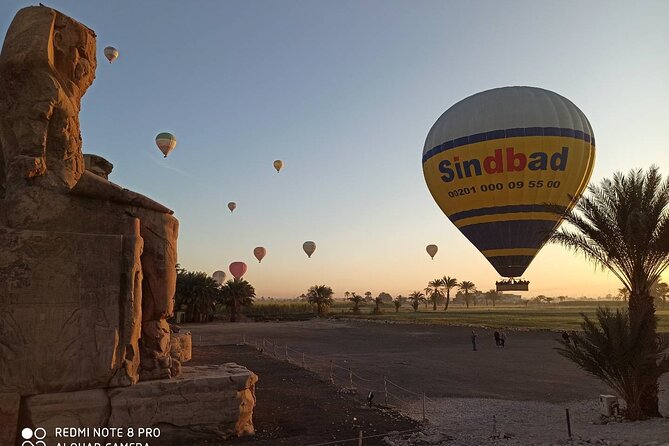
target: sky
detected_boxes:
[2,1,668,298]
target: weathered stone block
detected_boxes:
[109,364,257,439]
[0,227,141,395]
[170,331,192,363]
[23,389,110,444]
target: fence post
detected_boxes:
[422,392,426,421]
[565,408,572,438]
[302,352,305,368]
[384,376,388,406]
[349,367,353,388]
[358,430,363,446]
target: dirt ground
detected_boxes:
[184,319,669,445]
[188,344,418,445]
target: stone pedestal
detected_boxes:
[20,364,257,445]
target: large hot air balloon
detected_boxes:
[426,244,438,260]
[303,241,316,258]
[155,132,177,158]
[273,160,284,173]
[253,247,266,263]
[104,46,118,63]
[212,270,226,285]
[422,87,595,291]
[228,202,236,212]
[229,262,247,279]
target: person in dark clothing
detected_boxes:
[494,330,500,346]
[471,330,478,351]
[562,331,570,343]
[500,331,507,347]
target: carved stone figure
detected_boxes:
[0,5,178,390]
[0,7,257,443]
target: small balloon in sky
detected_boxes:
[254,247,267,263]
[426,244,438,260]
[273,160,284,173]
[229,262,247,279]
[155,132,177,158]
[228,202,237,213]
[212,270,226,285]
[104,46,119,63]
[303,241,316,258]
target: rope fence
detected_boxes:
[241,334,431,422]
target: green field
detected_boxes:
[240,300,669,332]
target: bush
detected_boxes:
[556,307,669,420]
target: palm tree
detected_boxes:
[426,279,443,311]
[442,276,458,311]
[393,295,404,313]
[372,295,384,314]
[364,291,373,303]
[458,281,476,308]
[556,308,669,420]
[175,269,222,323]
[485,289,501,307]
[408,291,425,312]
[307,284,334,317]
[617,287,630,302]
[549,166,669,417]
[344,291,351,301]
[348,293,364,314]
[220,278,255,322]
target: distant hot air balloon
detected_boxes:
[426,244,438,260]
[229,262,247,279]
[422,86,595,291]
[228,202,236,212]
[253,247,267,263]
[212,270,226,285]
[273,160,284,173]
[303,241,316,258]
[155,132,177,158]
[104,46,118,63]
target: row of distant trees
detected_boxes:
[174,266,256,323]
[174,268,336,322]
[295,282,669,312]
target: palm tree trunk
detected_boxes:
[230,299,238,322]
[629,291,661,417]
[444,292,450,311]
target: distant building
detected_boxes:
[498,293,523,304]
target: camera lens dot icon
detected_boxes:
[21,428,33,439]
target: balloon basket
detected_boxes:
[496,280,529,292]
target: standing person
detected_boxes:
[494,330,500,346]
[561,331,570,343]
[500,331,507,348]
[471,330,478,351]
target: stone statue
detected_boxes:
[0,7,256,445]
[0,5,179,390]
